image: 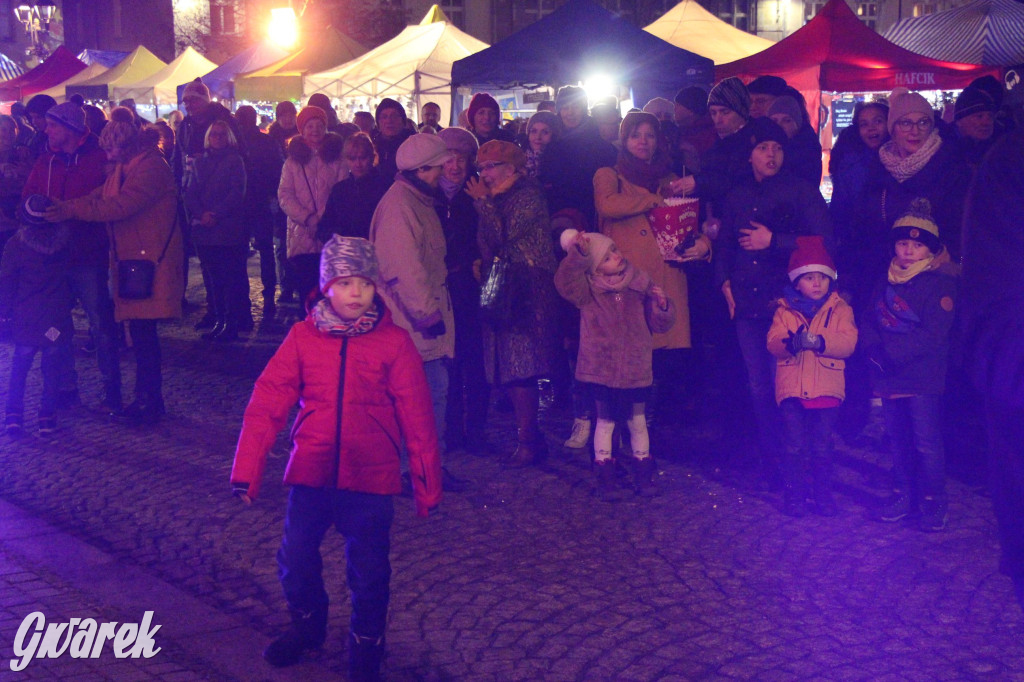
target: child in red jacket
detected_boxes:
[230,236,442,680]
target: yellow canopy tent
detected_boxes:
[67,46,167,102]
[644,0,774,65]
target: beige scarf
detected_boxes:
[879,131,942,183]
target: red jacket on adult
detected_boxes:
[22,132,108,268]
[231,304,442,516]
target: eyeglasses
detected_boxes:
[894,118,934,133]
[477,161,506,172]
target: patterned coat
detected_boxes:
[475,175,560,385]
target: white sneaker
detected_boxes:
[563,418,591,449]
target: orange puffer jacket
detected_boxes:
[231,305,442,516]
[766,291,858,405]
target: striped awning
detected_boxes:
[0,52,25,82]
[883,0,1024,66]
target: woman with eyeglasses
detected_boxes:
[872,91,971,266]
[466,140,560,467]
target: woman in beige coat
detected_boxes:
[278,106,348,304]
[48,107,182,424]
[593,112,710,413]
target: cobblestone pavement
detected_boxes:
[1,257,1022,681]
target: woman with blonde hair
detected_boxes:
[184,119,248,342]
[46,107,182,425]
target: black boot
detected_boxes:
[263,608,326,668]
[115,394,165,426]
[213,322,239,343]
[348,632,385,682]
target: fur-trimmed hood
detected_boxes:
[17,221,70,255]
[286,132,345,166]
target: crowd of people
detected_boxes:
[1,72,1022,680]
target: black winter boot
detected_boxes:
[348,632,385,682]
[263,608,326,668]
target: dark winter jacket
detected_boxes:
[555,249,676,389]
[472,126,516,146]
[371,128,413,184]
[538,117,617,226]
[171,101,241,188]
[868,140,971,263]
[0,222,73,347]
[22,133,108,268]
[861,257,958,397]
[716,172,833,320]
[693,122,754,215]
[184,147,248,246]
[239,125,283,205]
[783,124,823,188]
[318,168,390,241]
[230,304,443,515]
[829,125,886,256]
[961,129,1024,409]
[436,181,482,315]
[267,120,297,156]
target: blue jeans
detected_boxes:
[422,357,449,454]
[60,264,121,403]
[734,317,781,458]
[882,394,946,502]
[278,486,394,640]
[7,344,61,418]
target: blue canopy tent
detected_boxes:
[176,41,293,103]
[451,0,713,112]
[77,49,130,68]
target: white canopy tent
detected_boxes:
[303,5,488,125]
[644,0,775,65]
[112,47,217,114]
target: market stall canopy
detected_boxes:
[644,0,775,65]
[112,47,217,109]
[178,41,294,103]
[0,46,87,102]
[716,0,1001,93]
[452,0,713,110]
[67,46,167,102]
[303,6,487,124]
[34,61,108,103]
[0,52,24,82]
[234,26,366,102]
[77,49,130,68]
[883,0,1024,66]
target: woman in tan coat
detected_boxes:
[47,108,182,425]
[593,112,710,413]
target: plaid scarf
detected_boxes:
[312,298,382,336]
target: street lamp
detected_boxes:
[268,7,298,49]
[13,0,57,60]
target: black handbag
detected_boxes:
[479,254,512,323]
[112,224,175,300]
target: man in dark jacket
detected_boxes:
[371,98,413,183]
[236,105,284,321]
[538,85,616,228]
[23,94,57,162]
[171,78,242,313]
[961,90,1024,609]
[22,101,120,411]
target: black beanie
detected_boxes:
[674,86,708,116]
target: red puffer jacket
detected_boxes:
[231,305,442,515]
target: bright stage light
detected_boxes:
[268,7,298,49]
[583,74,616,103]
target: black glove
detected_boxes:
[784,328,799,356]
[793,327,825,353]
[424,320,446,338]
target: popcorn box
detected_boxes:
[647,196,699,262]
